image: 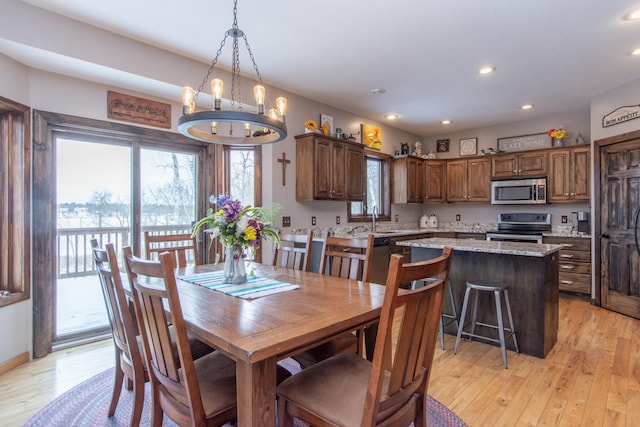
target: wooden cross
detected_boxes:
[277,152,291,186]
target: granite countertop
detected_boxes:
[542,232,592,239]
[396,237,563,257]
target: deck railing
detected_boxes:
[57,225,193,279]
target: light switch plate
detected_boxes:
[311,216,316,226]
[282,216,291,227]
[336,216,340,225]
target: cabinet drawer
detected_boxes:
[559,272,590,294]
[559,250,591,262]
[544,237,590,251]
[559,262,590,274]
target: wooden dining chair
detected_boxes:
[292,234,374,368]
[144,231,199,267]
[271,230,314,271]
[91,239,147,427]
[122,246,238,427]
[277,247,454,427]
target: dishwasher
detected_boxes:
[369,236,391,285]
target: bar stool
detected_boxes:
[454,280,518,368]
[412,277,459,350]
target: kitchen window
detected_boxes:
[348,152,391,222]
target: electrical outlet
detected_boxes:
[282,216,291,227]
[311,216,316,226]
[336,216,340,225]
[456,214,461,221]
[561,215,568,223]
[395,214,399,222]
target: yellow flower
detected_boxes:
[304,120,318,131]
[244,225,257,241]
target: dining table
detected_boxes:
[172,262,387,427]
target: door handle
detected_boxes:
[600,233,610,239]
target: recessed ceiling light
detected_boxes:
[441,120,451,125]
[384,113,399,120]
[632,48,640,56]
[479,66,496,74]
[370,88,386,94]
[521,104,534,110]
[623,8,640,20]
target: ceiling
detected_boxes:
[12,0,640,136]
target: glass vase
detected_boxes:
[223,244,247,284]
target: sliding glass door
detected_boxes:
[54,136,198,343]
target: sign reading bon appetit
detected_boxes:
[602,105,640,128]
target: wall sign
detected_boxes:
[107,91,171,129]
[497,132,551,152]
[602,105,640,128]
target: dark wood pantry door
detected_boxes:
[596,132,640,319]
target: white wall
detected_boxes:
[591,77,640,141]
[0,54,32,365]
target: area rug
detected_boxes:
[24,359,467,426]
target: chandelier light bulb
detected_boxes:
[211,79,224,110]
[253,85,266,114]
[268,108,278,120]
[276,97,287,118]
[181,86,195,114]
[244,123,251,137]
[211,121,218,135]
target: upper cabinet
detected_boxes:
[491,151,548,178]
[446,157,491,202]
[393,156,423,203]
[423,160,446,203]
[548,146,590,202]
[295,134,365,201]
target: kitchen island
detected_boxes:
[397,238,562,358]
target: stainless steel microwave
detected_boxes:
[491,177,547,205]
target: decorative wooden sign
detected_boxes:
[107,91,171,128]
[602,105,640,128]
[497,132,551,152]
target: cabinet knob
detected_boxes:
[561,280,574,285]
[560,254,574,259]
[513,170,518,173]
[560,265,575,270]
[518,169,522,173]
[561,243,574,248]
[565,193,569,196]
[570,193,575,196]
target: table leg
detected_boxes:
[236,356,277,427]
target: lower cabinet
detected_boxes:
[543,236,591,295]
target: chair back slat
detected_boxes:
[91,240,143,372]
[144,231,199,267]
[123,246,207,422]
[363,247,453,426]
[273,231,313,271]
[320,235,374,281]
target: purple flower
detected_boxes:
[222,199,242,221]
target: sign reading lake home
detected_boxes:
[497,132,551,152]
[602,105,640,128]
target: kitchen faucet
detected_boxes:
[372,205,378,232]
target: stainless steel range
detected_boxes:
[486,213,551,243]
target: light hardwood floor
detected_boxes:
[1,297,638,426]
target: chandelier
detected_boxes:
[178,0,287,145]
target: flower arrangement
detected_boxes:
[304,119,329,135]
[548,127,569,140]
[191,195,281,250]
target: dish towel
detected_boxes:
[177,271,299,300]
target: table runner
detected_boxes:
[177,271,299,300]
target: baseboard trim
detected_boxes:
[0,351,29,375]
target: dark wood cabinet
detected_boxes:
[447,157,491,202]
[392,156,423,203]
[491,151,548,178]
[423,160,446,203]
[295,134,364,201]
[543,236,591,295]
[548,146,590,202]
